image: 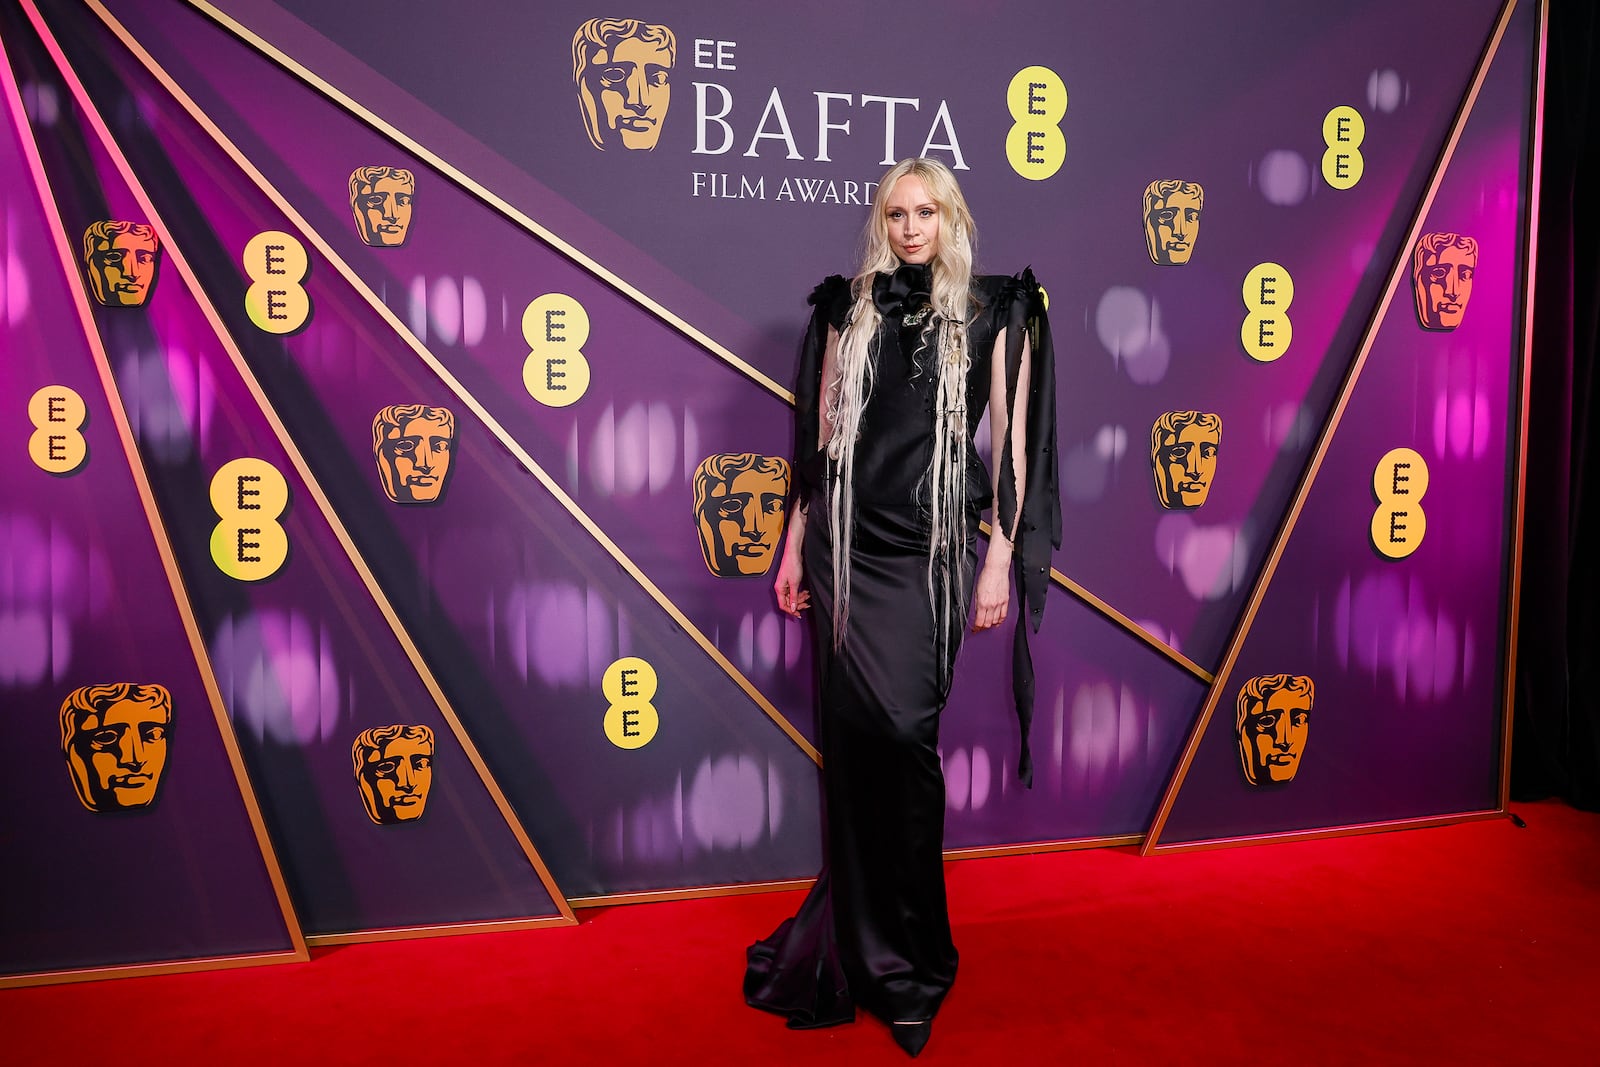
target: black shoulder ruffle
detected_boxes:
[794,275,853,495]
[807,274,853,332]
[990,268,1062,787]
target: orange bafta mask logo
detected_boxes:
[1151,411,1221,509]
[349,167,415,247]
[572,18,676,151]
[352,725,436,825]
[60,684,172,812]
[373,405,457,505]
[82,222,159,307]
[1412,232,1477,331]
[1143,180,1204,265]
[1235,674,1315,786]
[693,453,790,577]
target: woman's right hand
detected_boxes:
[775,541,810,618]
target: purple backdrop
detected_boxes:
[0,0,1539,976]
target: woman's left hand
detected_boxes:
[972,561,1010,632]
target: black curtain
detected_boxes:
[1512,0,1600,809]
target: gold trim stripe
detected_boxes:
[0,14,309,981]
[1144,810,1506,855]
[571,878,816,909]
[569,832,1145,907]
[85,0,823,769]
[943,833,1143,861]
[307,915,574,947]
[0,950,306,991]
[176,0,1210,684]
[1139,0,1521,856]
[27,0,578,924]
[1498,0,1549,810]
[182,0,791,401]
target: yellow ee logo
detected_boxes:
[243,230,311,334]
[1371,447,1428,559]
[1321,106,1365,190]
[602,656,659,750]
[28,385,88,474]
[209,457,289,581]
[1241,262,1294,362]
[1005,66,1067,181]
[522,293,591,407]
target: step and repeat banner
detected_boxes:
[1,0,1539,982]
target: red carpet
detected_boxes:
[4,801,1597,1065]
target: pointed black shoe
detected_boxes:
[891,1019,933,1058]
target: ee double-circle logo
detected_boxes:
[1005,66,1067,181]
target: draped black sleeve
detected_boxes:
[991,268,1062,787]
[793,275,853,497]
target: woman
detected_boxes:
[744,158,1060,1057]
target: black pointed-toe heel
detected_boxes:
[891,1019,933,1058]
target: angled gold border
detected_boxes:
[24,0,578,925]
[0,15,308,984]
[568,832,1145,908]
[943,833,1143,861]
[0,949,306,991]
[179,0,790,401]
[307,915,573,947]
[1498,0,1549,810]
[571,878,816,909]
[84,0,822,768]
[1145,810,1506,856]
[171,0,1211,685]
[1140,0,1522,856]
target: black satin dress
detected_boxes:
[745,264,1060,1030]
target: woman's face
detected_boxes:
[884,175,941,264]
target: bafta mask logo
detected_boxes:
[349,167,415,247]
[1151,411,1221,509]
[1412,232,1478,331]
[1235,674,1315,786]
[352,724,435,825]
[373,404,456,505]
[82,221,159,307]
[572,18,676,151]
[60,684,172,812]
[693,453,791,577]
[1143,180,1204,265]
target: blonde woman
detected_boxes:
[745,158,1061,1057]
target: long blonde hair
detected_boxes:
[824,157,978,647]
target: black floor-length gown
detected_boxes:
[744,264,1060,1029]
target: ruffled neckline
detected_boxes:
[872,262,932,320]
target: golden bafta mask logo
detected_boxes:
[693,453,790,577]
[1143,180,1204,265]
[572,18,676,151]
[1235,674,1315,786]
[82,221,159,307]
[373,405,456,505]
[1412,232,1477,331]
[349,167,415,247]
[352,724,435,825]
[60,684,172,812]
[1151,411,1221,509]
